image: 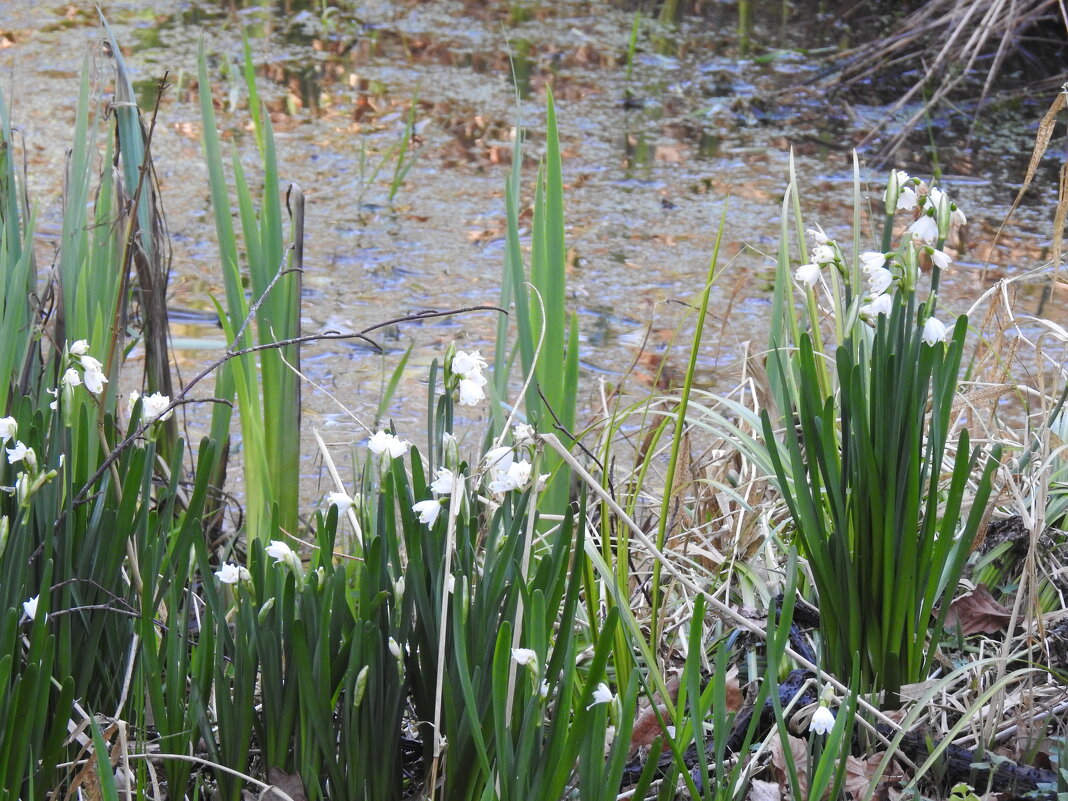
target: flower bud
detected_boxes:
[258,597,276,623]
[353,665,370,708]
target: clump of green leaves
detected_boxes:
[763,164,1000,700]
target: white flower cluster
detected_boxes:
[797,172,964,346]
[884,170,966,245]
[46,340,110,414]
[127,390,173,424]
[451,350,488,407]
[793,223,839,287]
[66,340,108,395]
[1,416,58,508]
[408,423,546,529]
[482,445,533,494]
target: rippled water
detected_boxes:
[2,0,1064,500]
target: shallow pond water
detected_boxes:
[1,0,1065,506]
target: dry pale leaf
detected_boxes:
[843,752,904,801]
[264,767,308,801]
[769,730,809,798]
[747,778,781,801]
[945,584,1013,636]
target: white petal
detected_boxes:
[457,378,485,406]
[867,266,893,295]
[908,215,939,244]
[896,186,918,211]
[930,249,952,270]
[367,430,392,455]
[922,316,948,345]
[810,706,835,735]
[511,647,537,666]
[811,244,836,265]
[412,499,441,526]
[327,491,354,511]
[794,263,821,286]
[859,251,886,273]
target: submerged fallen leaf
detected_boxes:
[945,584,1013,636]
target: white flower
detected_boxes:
[896,186,918,211]
[930,249,952,270]
[539,679,550,698]
[430,467,462,496]
[586,682,614,710]
[927,186,946,211]
[811,244,836,265]
[215,563,251,584]
[513,423,535,446]
[950,205,966,226]
[80,356,108,395]
[412,499,441,526]
[265,539,296,565]
[457,377,486,406]
[511,647,538,667]
[388,637,403,661]
[795,262,820,286]
[142,392,172,422]
[810,705,835,735]
[62,368,82,388]
[489,459,532,494]
[452,350,487,380]
[922,316,948,345]
[22,595,40,621]
[859,251,886,273]
[867,266,893,295]
[83,367,108,395]
[909,214,939,244]
[482,446,514,472]
[327,491,355,511]
[129,391,173,422]
[883,170,911,207]
[367,430,410,459]
[70,340,89,356]
[47,388,59,411]
[861,293,893,317]
[0,417,16,444]
[6,441,30,465]
[806,224,830,245]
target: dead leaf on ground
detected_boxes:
[945,584,1013,636]
[844,752,905,800]
[769,731,809,798]
[265,767,307,801]
[748,778,781,801]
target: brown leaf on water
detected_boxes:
[945,584,1013,636]
[748,778,781,801]
[265,767,308,801]
[769,731,809,798]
